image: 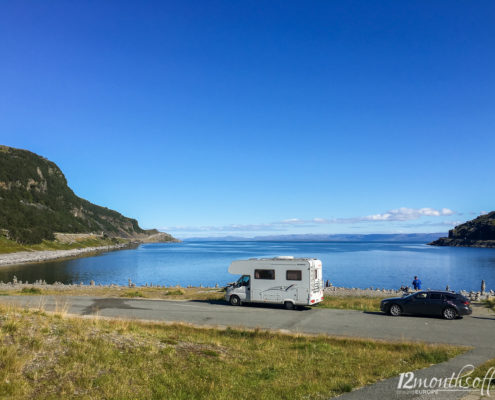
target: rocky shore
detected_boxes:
[324,285,495,301]
[0,242,133,267]
[429,237,495,248]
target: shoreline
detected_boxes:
[0,281,493,301]
[0,242,135,267]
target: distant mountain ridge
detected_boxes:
[0,145,177,244]
[429,212,495,248]
[184,233,444,242]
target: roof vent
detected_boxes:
[276,256,294,260]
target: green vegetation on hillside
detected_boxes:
[448,211,495,241]
[430,211,495,247]
[0,235,128,254]
[0,146,155,244]
[0,304,465,399]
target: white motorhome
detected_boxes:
[225,256,324,309]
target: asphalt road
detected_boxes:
[2,295,494,400]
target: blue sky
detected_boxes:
[1,1,494,238]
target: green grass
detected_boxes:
[0,235,128,254]
[0,236,27,253]
[120,290,145,298]
[164,288,185,296]
[473,358,495,384]
[0,304,465,400]
[20,287,43,295]
[3,288,390,312]
[484,298,495,312]
[457,357,495,392]
[2,286,225,302]
[316,295,386,312]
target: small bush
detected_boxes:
[410,349,451,364]
[121,291,145,298]
[165,289,185,296]
[20,287,42,295]
[485,298,495,312]
[201,349,220,357]
[2,321,18,333]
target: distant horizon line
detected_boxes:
[175,232,445,242]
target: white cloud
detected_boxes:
[359,207,454,222]
[280,218,305,224]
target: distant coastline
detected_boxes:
[183,233,445,242]
[429,238,495,248]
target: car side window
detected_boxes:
[414,292,428,299]
[430,293,442,300]
[444,294,457,300]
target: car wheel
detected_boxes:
[229,295,241,306]
[389,304,402,316]
[443,307,457,320]
[284,301,295,310]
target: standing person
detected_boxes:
[412,276,422,290]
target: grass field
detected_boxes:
[316,295,386,312]
[0,286,226,302]
[0,287,389,312]
[0,287,391,311]
[485,298,495,312]
[0,304,465,400]
[457,356,495,393]
[0,236,128,254]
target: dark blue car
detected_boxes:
[380,291,472,320]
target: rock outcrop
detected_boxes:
[429,212,495,248]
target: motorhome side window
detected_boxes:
[254,269,275,280]
[286,270,302,280]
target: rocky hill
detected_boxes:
[429,212,495,248]
[0,145,178,244]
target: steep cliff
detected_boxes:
[0,145,178,244]
[429,212,495,248]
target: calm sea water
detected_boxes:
[1,241,495,291]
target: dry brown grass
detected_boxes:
[316,295,386,312]
[485,298,495,312]
[0,304,466,399]
[0,286,225,302]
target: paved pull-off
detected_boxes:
[2,295,494,400]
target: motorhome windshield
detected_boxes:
[236,275,250,286]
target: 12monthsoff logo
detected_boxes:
[397,364,495,396]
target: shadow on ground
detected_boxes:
[363,311,468,321]
[190,299,312,311]
[81,298,152,315]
